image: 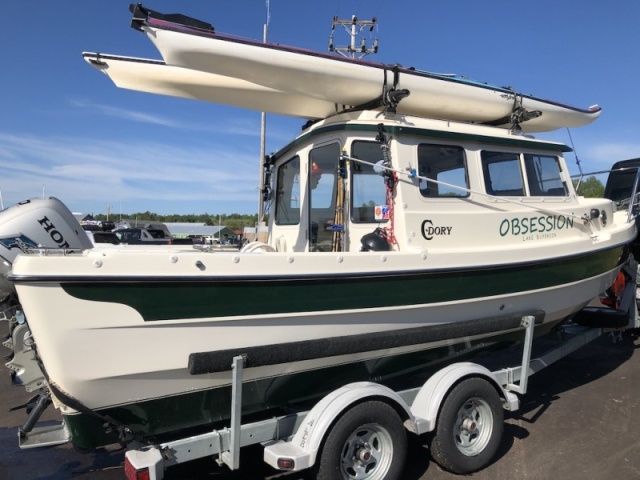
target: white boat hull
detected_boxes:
[12,246,622,413]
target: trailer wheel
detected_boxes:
[314,400,407,480]
[430,377,503,474]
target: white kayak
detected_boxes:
[128,4,602,132]
[82,53,345,118]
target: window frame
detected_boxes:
[349,140,390,223]
[523,153,568,197]
[417,143,470,199]
[274,155,301,226]
[308,142,342,250]
[481,150,527,197]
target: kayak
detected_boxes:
[128,4,601,132]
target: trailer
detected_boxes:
[120,260,639,480]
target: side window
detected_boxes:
[524,154,567,196]
[309,143,340,251]
[351,141,388,222]
[275,156,300,226]
[481,151,525,196]
[418,144,469,197]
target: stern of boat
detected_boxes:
[1,301,71,448]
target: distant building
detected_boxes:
[73,212,92,223]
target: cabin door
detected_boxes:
[308,143,341,252]
[306,140,392,252]
[350,141,390,224]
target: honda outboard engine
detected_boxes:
[0,197,93,303]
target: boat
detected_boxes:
[123,4,602,133]
[2,5,636,453]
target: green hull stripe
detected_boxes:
[61,248,623,321]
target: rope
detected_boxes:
[332,156,347,252]
[383,171,399,246]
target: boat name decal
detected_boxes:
[499,214,574,239]
[38,216,71,248]
[421,220,453,240]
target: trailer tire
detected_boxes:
[430,377,503,474]
[314,400,407,480]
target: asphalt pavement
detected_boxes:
[1,327,639,480]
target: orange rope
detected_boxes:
[383,171,398,246]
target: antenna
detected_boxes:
[329,15,378,59]
[566,128,584,176]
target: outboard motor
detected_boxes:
[0,197,93,303]
[360,228,392,252]
[0,197,91,429]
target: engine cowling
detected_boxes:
[0,197,93,303]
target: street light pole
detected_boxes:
[258,1,270,224]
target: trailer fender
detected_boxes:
[410,362,518,436]
[263,381,414,471]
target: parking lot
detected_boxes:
[1,328,639,480]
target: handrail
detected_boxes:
[342,154,588,223]
[626,169,640,223]
[572,166,640,223]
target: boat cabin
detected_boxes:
[266,110,576,254]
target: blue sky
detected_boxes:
[1,1,639,216]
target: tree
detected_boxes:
[574,176,604,198]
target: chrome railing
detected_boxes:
[573,166,640,223]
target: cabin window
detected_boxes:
[481,151,525,196]
[309,143,340,251]
[350,141,389,222]
[275,156,300,226]
[523,154,567,196]
[418,144,469,198]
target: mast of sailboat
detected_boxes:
[258,0,270,224]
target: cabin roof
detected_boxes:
[271,111,571,162]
